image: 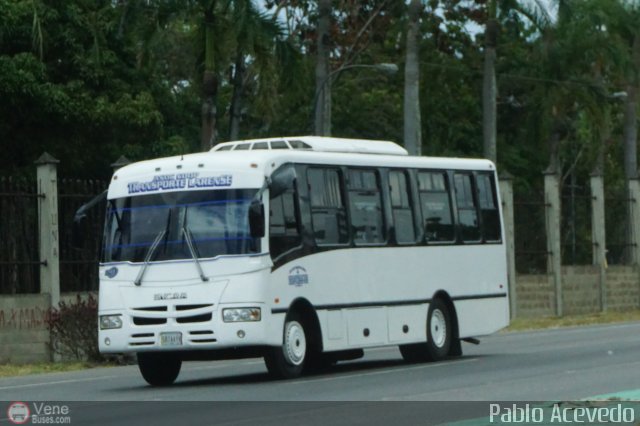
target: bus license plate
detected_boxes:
[160,332,182,346]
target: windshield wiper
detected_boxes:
[134,230,166,286]
[134,209,172,286]
[182,226,209,282]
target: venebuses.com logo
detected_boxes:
[6,401,71,424]
[7,402,30,424]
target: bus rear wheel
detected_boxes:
[400,298,452,363]
[264,314,307,379]
[137,352,182,386]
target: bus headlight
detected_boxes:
[100,315,123,330]
[222,308,261,322]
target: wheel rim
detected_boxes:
[283,320,306,366]
[430,309,447,348]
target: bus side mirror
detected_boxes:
[72,190,107,249]
[249,200,265,238]
[72,213,87,249]
[269,166,296,198]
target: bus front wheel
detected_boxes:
[137,352,181,386]
[264,314,307,379]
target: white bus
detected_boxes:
[96,136,509,386]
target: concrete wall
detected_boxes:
[562,266,600,316]
[0,294,51,363]
[0,292,96,364]
[515,274,555,318]
[607,266,640,311]
[515,266,640,318]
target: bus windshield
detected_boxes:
[102,189,261,263]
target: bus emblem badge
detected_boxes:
[105,267,118,279]
[288,266,309,287]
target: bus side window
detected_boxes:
[347,169,385,245]
[269,190,301,259]
[453,173,481,242]
[476,173,501,241]
[389,170,416,244]
[307,168,348,246]
[417,172,455,242]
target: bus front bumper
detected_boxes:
[98,304,283,353]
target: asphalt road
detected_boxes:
[1,322,639,425]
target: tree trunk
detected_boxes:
[314,0,331,136]
[483,6,498,164]
[403,0,422,156]
[623,87,637,179]
[229,52,245,141]
[547,119,562,174]
[623,34,639,264]
[201,6,218,152]
[624,34,639,180]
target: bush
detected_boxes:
[46,294,102,362]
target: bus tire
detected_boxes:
[137,352,181,386]
[399,298,452,363]
[425,298,452,361]
[264,313,307,379]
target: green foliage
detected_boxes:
[0,0,637,191]
[46,294,101,362]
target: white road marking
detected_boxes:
[284,357,479,386]
[0,375,123,391]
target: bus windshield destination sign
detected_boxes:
[127,173,233,194]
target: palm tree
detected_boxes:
[404,0,422,156]
[314,0,331,136]
[483,0,498,163]
[228,0,282,140]
[201,0,221,151]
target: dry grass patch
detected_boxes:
[507,309,640,331]
[0,362,98,378]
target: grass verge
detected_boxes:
[0,361,107,378]
[507,309,640,331]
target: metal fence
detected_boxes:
[0,176,106,294]
[513,190,547,274]
[561,180,593,265]
[606,188,633,266]
[59,179,107,293]
[0,177,40,294]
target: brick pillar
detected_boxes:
[629,177,640,267]
[590,172,607,311]
[499,172,516,319]
[35,153,60,309]
[544,168,563,316]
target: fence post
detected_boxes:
[590,172,607,311]
[544,168,563,316]
[35,153,61,309]
[499,172,517,319]
[629,177,640,268]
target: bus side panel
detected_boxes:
[455,298,510,338]
[269,241,507,352]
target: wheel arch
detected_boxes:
[287,298,323,352]
[432,290,462,356]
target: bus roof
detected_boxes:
[210,136,409,156]
[109,137,495,198]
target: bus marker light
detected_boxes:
[274,298,280,304]
[237,330,246,338]
[105,338,111,346]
